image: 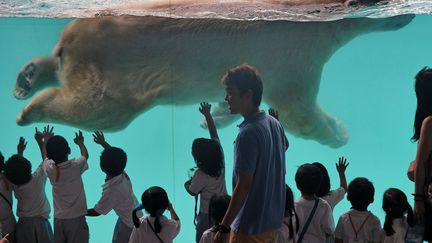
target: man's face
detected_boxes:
[224,85,243,115]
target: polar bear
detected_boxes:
[14,14,414,148]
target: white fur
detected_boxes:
[15,14,414,147]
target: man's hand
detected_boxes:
[268,108,279,120]
[17,137,27,156]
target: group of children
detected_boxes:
[0,101,426,243]
[0,126,180,243]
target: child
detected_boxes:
[4,133,53,243]
[129,186,180,243]
[275,185,299,243]
[0,152,15,243]
[294,163,334,242]
[382,188,414,243]
[313,157,349,210]
[199,194,231,243]
[42,127,90,243]
[335,177,382,243]
[86,131,141,243]
[184,102,227,243]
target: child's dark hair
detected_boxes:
[0,152,4,173]
[192,138,223,177]
[208,194,230,227]
[285,185,299,240]
[4,155,32,185]
[347,177,374,211]
[382,188,414,236]
[295,163,323,195]
[133,186,169,233]
[100,147,127,177]
[46,135,70,163]
[312,162,331,197]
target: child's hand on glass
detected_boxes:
[17,137,27,155]
[199,102,211,117]
[74,130,85,145]
[336,156,349,174]
[93,130,106,145]
[42,125,54,142]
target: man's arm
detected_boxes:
[221,172,253,226]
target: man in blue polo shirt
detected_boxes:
[214,64,287,243]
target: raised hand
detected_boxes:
[93,131,105,145]
[336,157,349,174]
[17,137,27,156]
[42,125,54,141]
[268,108,279,121]
[34,127,44,145]
[199,102,211,117]
[74,130,84,145]
[93,130,110,148]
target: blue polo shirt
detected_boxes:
[231,111,287,234]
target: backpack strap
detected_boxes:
[297,198,319,243]
[0,191,12,208]
[147,217,165,243]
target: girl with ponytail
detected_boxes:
[382,188,414,242]
[129,186,180,243]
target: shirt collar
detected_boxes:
[238,110,266,128]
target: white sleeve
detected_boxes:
[321,201,335,235]
[189,170,206,195]
[94,187,116,215]
[371,217,384,243]
[334,215,345,239]
[42,159,55,178]
[73,156,88,173]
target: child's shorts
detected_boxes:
[112,218,132,243]
[54,216,89,243]
[15,216,54,243]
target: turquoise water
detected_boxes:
[0,14,431,242]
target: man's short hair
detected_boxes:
[221,64,263,106]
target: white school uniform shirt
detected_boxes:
[43,156,88,219]
[94,173,140,228]
[335,209,383,243]
[322,187,346,210]
[129,215,180,243]
[274,216,297,243]
[199,227,229,243]
[13,161,51,219]
[295,197,334,243]
[383,217,408,243]
[0,174,14,234]
[189,168,227,213]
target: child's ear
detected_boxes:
[67,147,71,155]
